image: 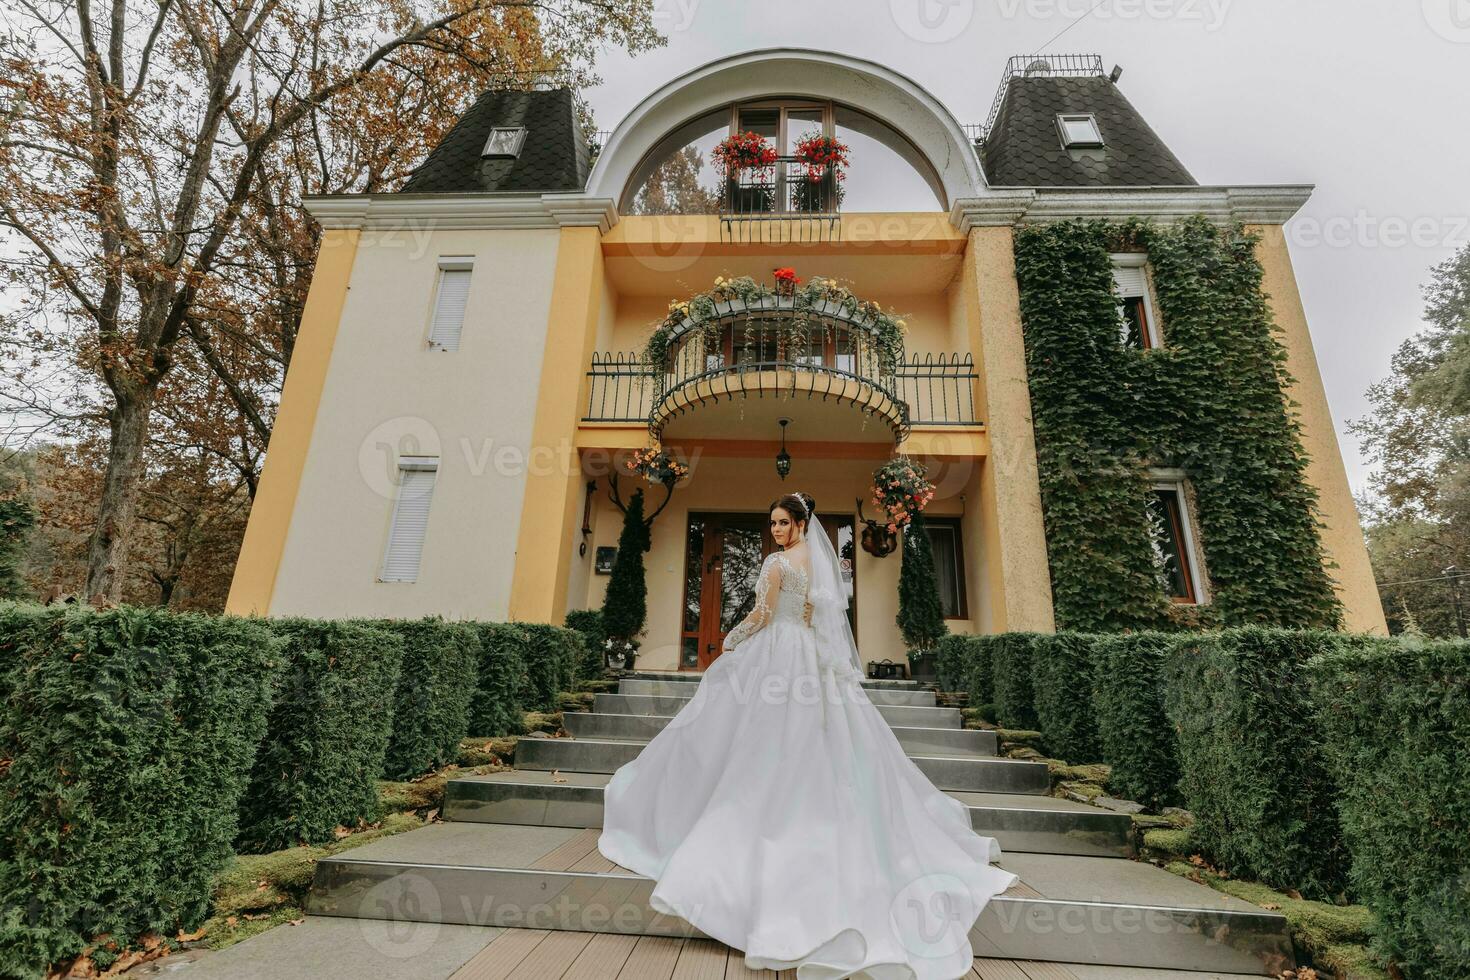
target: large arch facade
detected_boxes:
[585,48,987,210]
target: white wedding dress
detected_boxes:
[597,520,1018,979]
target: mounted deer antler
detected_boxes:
[856,498,898,558]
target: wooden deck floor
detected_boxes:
[451,828,1063,980]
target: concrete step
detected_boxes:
[617,676,938,707]
[444,770,1133,858]
[308,823,1293,975]
[565,710,997,757]
[593,691,962,729]
[515,736,1051,795]
[625,668,924,691]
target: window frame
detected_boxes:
[481,126,527,159]
[1056,112,1104,149]
[923,515,970,621]
[1111,251,1161,350]
[1147,473,1208,605]
[378,456,439,584]
[427,256,473,352]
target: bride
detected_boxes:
[597,492,1017,979]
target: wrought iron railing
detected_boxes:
[719,156,840,242]
[582,346,980,432]
[978,53,1106,146]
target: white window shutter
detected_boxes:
[429,268,471,351]
[380,466,437,582]
[1112,263,1147,299]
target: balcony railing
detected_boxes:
[719,158,840,242]
[582,350,980,431]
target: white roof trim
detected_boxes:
[301,193,618,232]
[950,185,1315,230]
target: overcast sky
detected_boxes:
[582,0,1470,495]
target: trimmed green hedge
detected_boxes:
[1030,633,1103,763]
[468,623,530,736]
[988,633,1039,731]
[1164,628,1348,898]
[236,620,404,853]
[935,633,994,714]
[0,606,277,978]
[519,623,584,712]
[1309,639,1470,977]
[564,609,608,679]
[371,618,479,780]
[1092,632,1182,810]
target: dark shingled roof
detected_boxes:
[399,88,589,194]
[981,76,1196,187]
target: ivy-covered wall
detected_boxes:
[1012,215,1341,632]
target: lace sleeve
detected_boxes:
[722,554,782,651]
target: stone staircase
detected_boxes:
[306,670,1296,975]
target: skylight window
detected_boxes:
[1057,113,1104,149]
[482,127,527,159]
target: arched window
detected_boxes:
[622,99,946,215]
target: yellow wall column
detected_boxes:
[1249,224,1388,634]
[507,226,606,622]
[962,226,1056,633]
[226,229,360,616]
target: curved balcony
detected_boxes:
[582,294,981,444]
[652,294,907,443]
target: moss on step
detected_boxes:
[1143,827,1194,859]
[1161,861,1386,980]
[459,736,519,766]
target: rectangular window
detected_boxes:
[379,458,438,583]
[1057,113,1104,148]
[923,517,969,619]
[1111,253,1160,349]
[428,258,473,351]
[1146,482,1205,604]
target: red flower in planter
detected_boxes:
[773,267,801,286]
[714,131,778,178]
[794,133,850,182]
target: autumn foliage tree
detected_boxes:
[0,0,661,605]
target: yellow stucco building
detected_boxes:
[226,50,1386,671]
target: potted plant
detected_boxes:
[792,133,849,212]
[870,455,935,531]
[714,131,778,213]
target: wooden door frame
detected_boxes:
[680,509,859,671]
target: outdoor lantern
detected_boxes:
[775,418,792,480]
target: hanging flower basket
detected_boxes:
[793,133,849,211]
[627,447,689,486]
[871,455,935,531]
[715,131,778,213]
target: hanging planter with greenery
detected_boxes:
[793,133,848,212]
[870,455,935,531]
[642,273,908,378]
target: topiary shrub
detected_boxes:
[1091,631,1184,810]
[236,620,404,853]
[897,511,949,653]
[467,623,530,737]
[602,489,650,644]
[518,623,584,712]
[986,633,1040,731]
[1164,627,1348,898]
[0,605,278,977]
[1309,637,1470,977]
[370,618,479,780]
[564,609,608,679]
[1029,632,1103,763]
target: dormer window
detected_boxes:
[482,127,527,159]
[1057,113,1104,149]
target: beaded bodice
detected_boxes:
[764,552,810,623]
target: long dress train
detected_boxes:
[597,549,1018,979]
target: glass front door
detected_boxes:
[680,511,858,670]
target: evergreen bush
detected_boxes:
[896,511,949,653]
[370,618,479,780]
[467,623,530,736]
[602,490,650,644]
[1164,627,1348,898]
[236,620,403,853]
[0,605,277,977]
[1092,631,1183,810]
[1309,637,1470,977]
[1029,632,1103,763]
[987,633,1040,731]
